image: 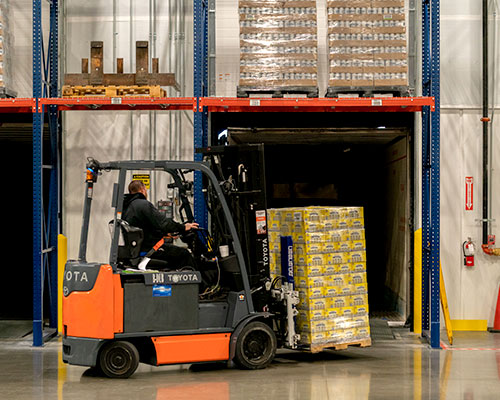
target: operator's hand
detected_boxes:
[184,222,199,231]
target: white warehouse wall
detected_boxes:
[8,1,500,325]
[439,2,500,324]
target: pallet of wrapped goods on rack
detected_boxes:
[326,0,409,97]
[238,0,319,97]
[267,206,371,351]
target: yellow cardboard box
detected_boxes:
[336,241,353,252]
[351,240,366,251]
[325,308,341,319]
[297,319,329,333]
[300,332,327,345]
[304,232,329,244]
[323,220,339,231]
[337,220,350,229]
[305,254,326,266]
[352,282,368,295]
[331,296,348,308]
[337,264,351,274]
[349,272,367,285]
[327,252,350,265]
[350,262,367,273]
[349,228,366,241]
[303,208,324,222]
[324,286,341,297]
[323,264,337,275]
[340,285,354,296]
[354,304,369,315]
[299,297,328,311]
[350,293,369,307]
[339,306,355,318]
[298,286,325,300]
[349,251,367,263]
[298,308,326,322]
[345,207,364,219]
[330,274,348,288]
[305,276,328,288]
[349,218,365,229]
[295,264,324,277]
[356,326,371,339]
[323,242,336,253]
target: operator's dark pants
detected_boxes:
[148,243,196,270]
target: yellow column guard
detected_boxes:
[58,234,68,334]
[414,229,422,334]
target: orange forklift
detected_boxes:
[62,151,299,378]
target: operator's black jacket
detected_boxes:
[122,193,186,252]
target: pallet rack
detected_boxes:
[0,0,440,348]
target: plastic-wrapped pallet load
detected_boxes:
[326,0,408,95]
[0,0,12,97]
[267,206,371,349]
[238,0,319,97]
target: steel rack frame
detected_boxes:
[421,0,441,349]
[32,0,60,347]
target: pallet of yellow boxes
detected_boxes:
[267,206,371,352]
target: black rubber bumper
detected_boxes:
[62,337,106,367]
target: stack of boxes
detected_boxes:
[238,0,319,91]
[267,206,370,347]
[327,0,408,90]
[0,0,11,95]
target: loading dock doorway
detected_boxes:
[223,125,414,324]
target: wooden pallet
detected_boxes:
[307,337,372,354]
[237,86,319,98]
[325,86,410,98]
[62,85,166,98]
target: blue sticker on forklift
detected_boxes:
[152,284,172,297]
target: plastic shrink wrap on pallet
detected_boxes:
[327,0,408,90]
[0,0,12,96]
[267,206,371,347]
[238,0,319,92]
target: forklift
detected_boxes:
[62,149,299,378]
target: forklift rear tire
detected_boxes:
[99,341,140,379]
[233,321,277,370]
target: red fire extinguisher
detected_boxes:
[463,238,475,267]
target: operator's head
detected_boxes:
[129,180,147,199]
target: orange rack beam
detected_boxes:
[40,96,197,111]
[0,98,36,113]
[1,96,435,114]
[199,97,435,113]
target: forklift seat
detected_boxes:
[108,219,144,267]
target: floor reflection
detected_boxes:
[12,333,500,400]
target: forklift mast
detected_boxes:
[198,145,270,292]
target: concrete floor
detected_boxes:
[0,329,500,399]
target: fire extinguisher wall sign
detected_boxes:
[465,177,473,211]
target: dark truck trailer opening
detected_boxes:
[209,114,414,325]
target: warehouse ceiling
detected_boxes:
[228,127,408,145]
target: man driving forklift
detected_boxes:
[122,180,199,270]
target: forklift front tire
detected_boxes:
[233,321,277,370]
[99,341,140,379]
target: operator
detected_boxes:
[122,180,199,270]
